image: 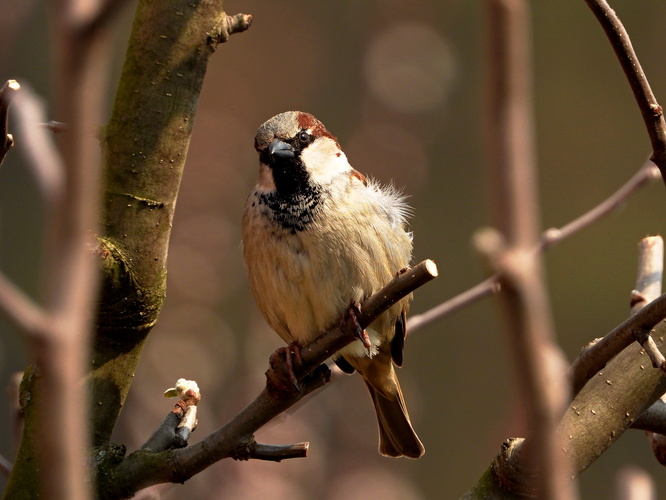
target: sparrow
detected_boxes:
[242,111,424,458]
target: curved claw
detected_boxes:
[348,302,371,354]
[267,342,303,394]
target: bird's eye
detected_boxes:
[298,130,310,143]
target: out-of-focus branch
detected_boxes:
[96,260,437,498]
[0,454,11,477]
[0,79,20,165]
[481,1,573,499]
[584,0,666,186]
[408,159,659,334]
[64,0,133,36]
[5,0,127,496]
[615,467,656,500]
[0,270,48,338]
[12,86,66,215]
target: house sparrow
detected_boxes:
[242,111,424,458]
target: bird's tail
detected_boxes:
[363,371,424,458]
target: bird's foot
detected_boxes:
[346,302,371,354]
[267,341,302,395]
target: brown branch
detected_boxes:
[540,160,660,252]
[244,442,309,462]
[409,159,659,335]
[0,79,20,165]
[98,260,437,498]
[413,182,649,330]
[483,1,573,498]
[584,0,666,185]
[568,292,666,397]
[0,270,49,338]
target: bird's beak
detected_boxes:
[268,139,295,161]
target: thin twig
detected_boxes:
[630,236,663,313]
[0,270,49,337]
[245,442,309,462]
[0,454,11,477]
[540,160,660,252]
[408,159,660,334]
[584,0,666,185]
[568,292,666,396]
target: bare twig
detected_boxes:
[630,236,663,313]
[540,161,660,252]
[99,260,437,497]
[409,160,659,334]
[210,13,254,46]
[584,0,666,185]
[245,442,309,462]
[0,79,20,165]
[0,454,11,477]
[0,270,48,337]
[568,293,666,396]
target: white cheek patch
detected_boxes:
[300,139,351,185]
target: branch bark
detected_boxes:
[583,0,666,185]
[92,0,251,447]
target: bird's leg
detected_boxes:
[267,341,302,394]
[346,302,371,354]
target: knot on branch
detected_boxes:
[95,237,165,335]
[492,437,538,498]
[231,436,256,462]
[208,13,253,51]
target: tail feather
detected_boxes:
[364,379,424,458]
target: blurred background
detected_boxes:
[2,0,666,498]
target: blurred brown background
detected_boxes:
[2,1,666,498]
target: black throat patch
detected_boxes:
[257,186,322,233]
